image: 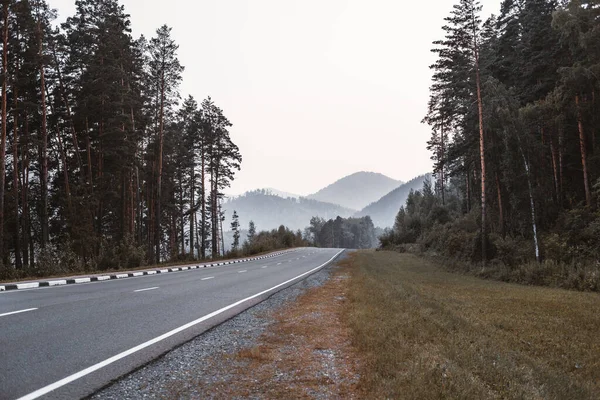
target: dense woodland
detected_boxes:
[308,215,377,249]
[0,0,242,278]
[227,216,310,258]
[383,0,600,290]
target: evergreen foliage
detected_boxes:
[310,215,377,249]
[0,0,242,278]
[386,0,600,288]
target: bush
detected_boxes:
[98,236,146,271]
[33,243,85,277]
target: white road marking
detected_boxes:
[261,266,268,269]
[238,270,247,273]
[134,287,159,293]
[0,308,38,318]
[201,277,214,281]
[16,249,344,400]
[277,262,282,265]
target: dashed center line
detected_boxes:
[238,270,247,273]
[201,277,214,281]
[134,287,159,293]
[0,308,38,318]
[277,262,282,265]
[261,266,268,269]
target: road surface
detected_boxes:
[0,248,344,399]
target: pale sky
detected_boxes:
[50,0,501,196]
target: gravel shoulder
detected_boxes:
[91,253,358,399]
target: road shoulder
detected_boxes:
[92,255,360,399]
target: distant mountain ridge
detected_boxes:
[307,171,402,211]
[222,189,354,232]
[355,174,431,228]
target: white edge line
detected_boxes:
[0,307,38,318]
[134,287,159,293]
[17,249,344,400]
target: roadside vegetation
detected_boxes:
[344,251,600,399]
[389,0,600,291]
[1,216,305,282]
[0,1,243,280]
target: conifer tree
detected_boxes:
[147,25,183,263]
[230,210,240,251]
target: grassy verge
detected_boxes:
[344,250,600,399]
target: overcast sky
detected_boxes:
[50,0,501,196]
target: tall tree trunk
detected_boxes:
[85,117,92,185]
[51,42,83,178]
[219,201,225,257]
[466,164,471,213]
[0,2,8,261]
[558,125,564,205]
[521,149,540,263]
[155,73,165,264]
[575,95,592,208]
[200,144,206,259]
[550,134,560,204]
[22,114,30,267]
[135,166,142,243]
[211,176,217,258]
[189,166,194,259]
[440,119,445,206]
[37,19,49,247]
[473,25,487,267]
[56,125,72,214]
[12,52,22,269]
[179,172,184,256]
[496,172,504,238]
[194,210,200,259]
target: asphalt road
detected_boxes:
[0,247,344,400]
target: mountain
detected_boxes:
[355,174,431,228]
[262,188,300,199]
[222,189,355,232]
[307,172,402,210]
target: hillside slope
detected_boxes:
[355,174,430,228]
[308,172,402,210]
[222,190,355,232]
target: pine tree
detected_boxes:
[247,220,256,243]
[147,25,183,263]
[230,210,240,251]
[0,0,8,262]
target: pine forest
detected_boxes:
[383,0,600,290]
[0,0,242,278]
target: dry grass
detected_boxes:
[344,250,600,399]
[182,264,361,399]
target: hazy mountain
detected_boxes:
[262,188,300,199]
[307,172,402,210]
[355,174,431,228]
[222,189,355,232]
